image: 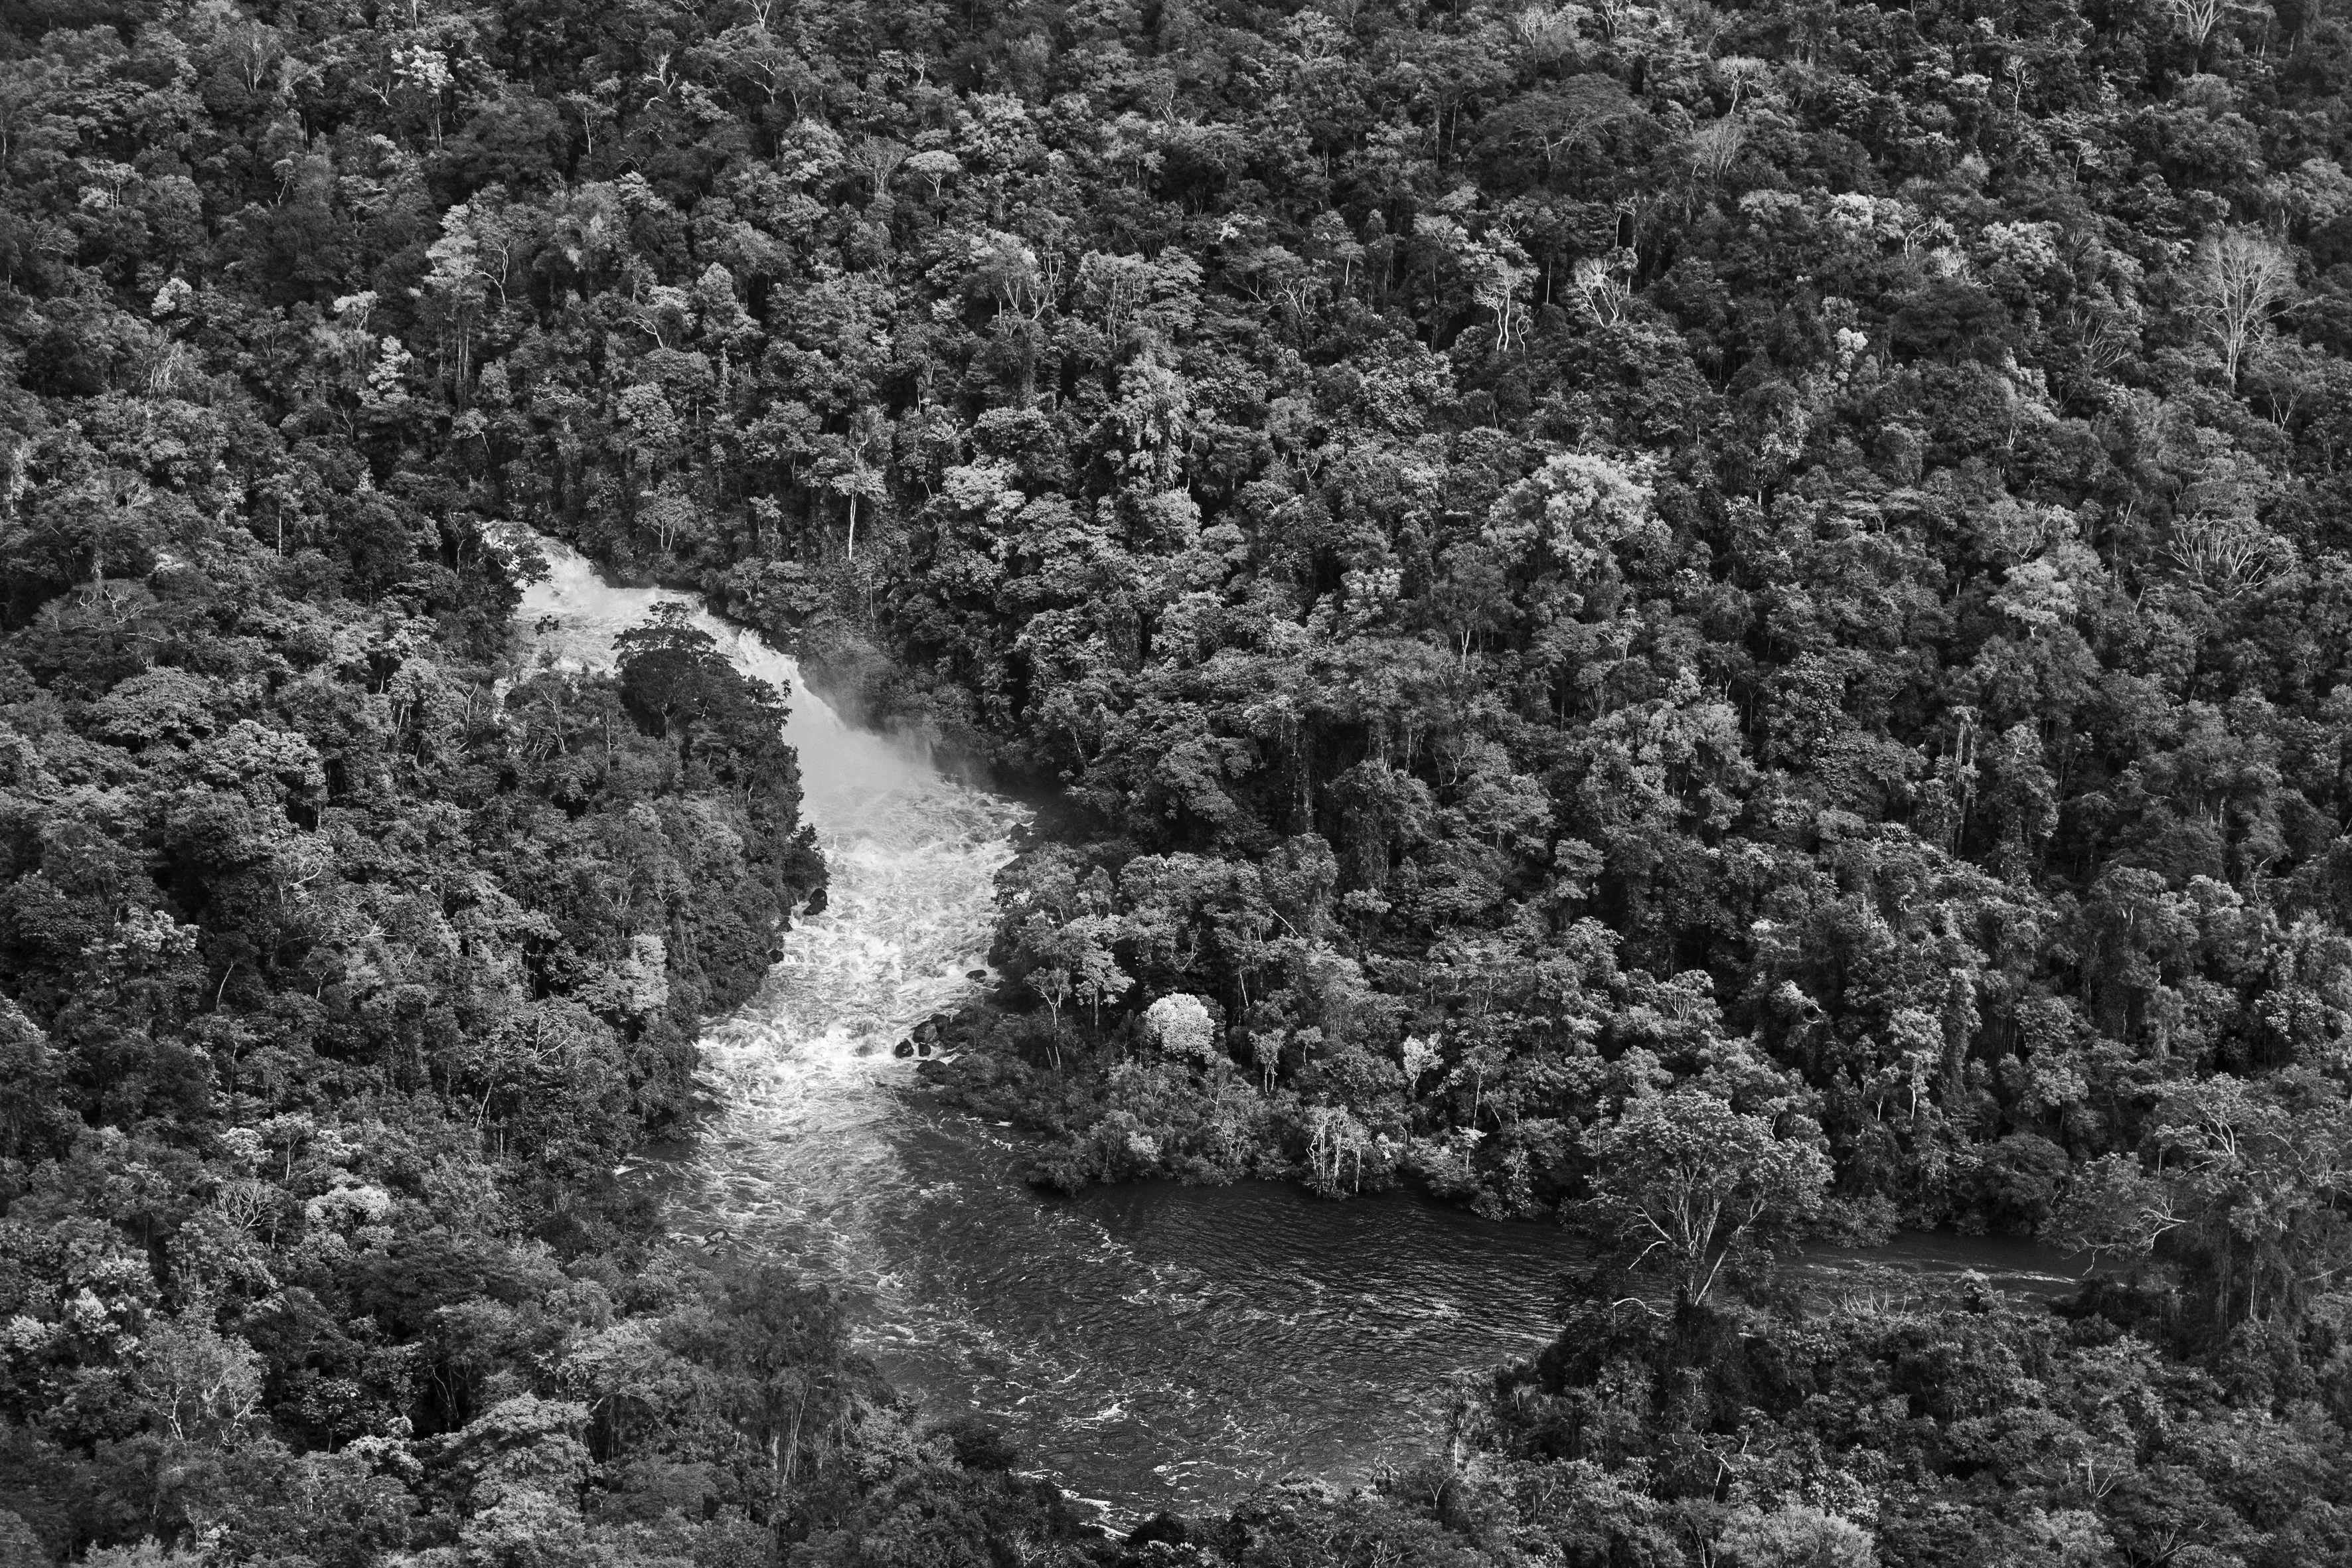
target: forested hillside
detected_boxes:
[9,0,2352,1561]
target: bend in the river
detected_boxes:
[512,535,2086,1518]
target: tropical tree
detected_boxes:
[2187,228,2296,386]
[1575,1089,1832,1308]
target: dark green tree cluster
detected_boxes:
[1111,1273,2352,1568]
[0,0,888,1554]
[0,316,865,1555]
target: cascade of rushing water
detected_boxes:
[513,536,1021,1274]
[509,536,2089,1520]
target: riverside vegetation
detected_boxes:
[7,0,2352,1562]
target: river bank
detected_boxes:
[509,539,2352,1568]
[521,536,2103,1524]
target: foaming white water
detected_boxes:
[512,536,1025,1281]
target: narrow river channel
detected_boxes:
[514,536,2085,1519]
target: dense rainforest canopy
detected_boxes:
[7,0,2352,1560]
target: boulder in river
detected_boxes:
[967,968,988,980]
[892,1039,915,1059]
[916,1039,933,1058]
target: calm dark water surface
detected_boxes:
[519,536,2083,1519]
[868,1116,2082,1512]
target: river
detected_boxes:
[514,537,2084,1519]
